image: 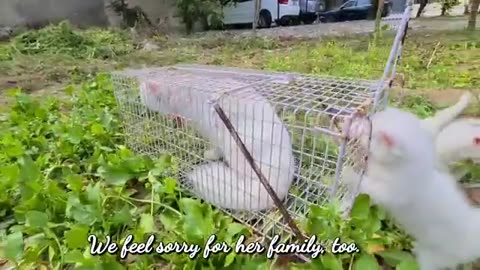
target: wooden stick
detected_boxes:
[426,41,441,70]
[213,103,306,242]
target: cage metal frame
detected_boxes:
[111,3,413,261]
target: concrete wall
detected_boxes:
[0,0,183,32]
[0,0,108,27]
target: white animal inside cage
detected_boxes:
[112,4,413,243]
[112,65,382,239]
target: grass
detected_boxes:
[0,21,479,270]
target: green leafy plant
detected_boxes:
[8,21,133,60]
[0,75,263,269]
[175,0,226,33]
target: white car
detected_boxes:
[222,0,301,27]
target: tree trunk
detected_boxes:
[467,0,479,30]
[441,2,447,15]
[464,0,470,14]
[374,0,385,32]
[103,0,124,27]
[416,0,428,17]
[253,0,261,31]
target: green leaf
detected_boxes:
[90,123,105,135]
[66,195,100,226]
[66,174,84,193]
[321,253,344,270]
[4,232,24,261]
[159,212,178,231]
[65,225,90,249]
[162,177,177,194]
[396,259,419,270]
[180,198,214,242]
[64,250,86,264]
[224,251,236,267]
[227,222,247,237]
[350,194,371,220]
[67,125,84,144]
[140,214,156,234]
[86,182,102,204]
[377,250,414,266]
[25,211,49,229]
[100,260,125,270]
[98,165,133,186]
[354,253,380,270]
[111,206,133,226]
[18,155,41,182]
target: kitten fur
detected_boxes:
[343,107,480,270]
[343,91,477,170]
[421,91,473,137]
[139,78,295,211]
[421,91,480,169]
[435,118,480,167]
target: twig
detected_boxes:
[213,103,307,242]
[426,41,441,70]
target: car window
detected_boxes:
[357,0,371,6]
[342,0,356,8]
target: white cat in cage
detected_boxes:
[139,78,296,212]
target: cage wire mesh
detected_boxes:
[111,3,413,252]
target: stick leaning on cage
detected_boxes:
[211,101,307,241]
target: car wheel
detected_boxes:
[325,16,335,23]
[302,17,316,24]
[300,13,317,24]
[258,10,272,28]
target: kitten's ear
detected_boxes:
[378,131,395,149]
[372,130,403,158]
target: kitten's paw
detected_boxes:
[204,148,223,161]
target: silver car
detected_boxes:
[299,0,326,24]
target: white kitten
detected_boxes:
[436,118,480,168]
[342,91,476,171]
[421,91,473,137]
[139,78,295,211]
[344,107,480,270]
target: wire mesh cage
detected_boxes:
[111,3,413,250]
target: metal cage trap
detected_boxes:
[111,4,413,256]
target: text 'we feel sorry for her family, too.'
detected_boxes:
[87,234,360,259]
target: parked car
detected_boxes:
[299,0,326,24]
[222,0,301,28]
[318,0,392,23]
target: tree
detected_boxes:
[467,0,480,30]
[374,0,385,33]
[464,0,471,14]
[441,0,460,16]
[175,0,225,34]
[416,0,429,17]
